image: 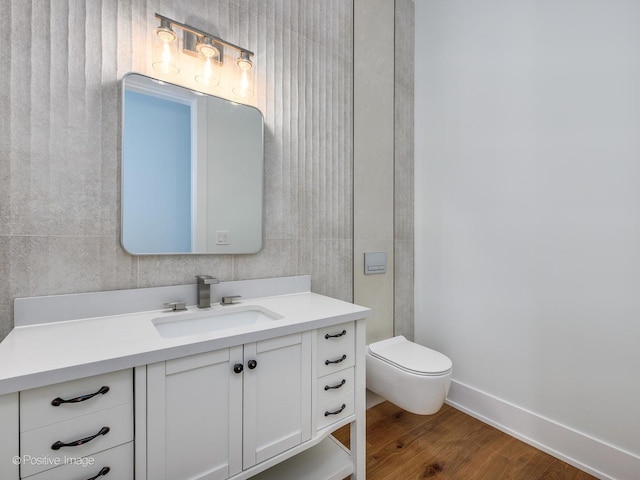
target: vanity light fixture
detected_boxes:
[152,13,255,96]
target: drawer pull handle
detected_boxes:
[324,379,347,390]
[233,363,244,374]
[248,359,258,370]
[325,330,347,339]
[51,426,110,450]
[86,467,111,480]
[325,354,347,365]
[325,404,347,416]
[51,386,110,406]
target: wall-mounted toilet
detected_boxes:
[366,335,453,415]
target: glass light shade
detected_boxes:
[195,56,220,87]
[232,53,254,97]
[152,32,179,75]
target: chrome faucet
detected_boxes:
[196,275,220,308]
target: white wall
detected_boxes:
[415,0,640,477]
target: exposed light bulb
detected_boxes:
[239,71,249,93]
[195,56,220,87]
[162,43,173,64]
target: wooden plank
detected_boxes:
[334,402,597,480]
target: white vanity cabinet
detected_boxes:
[146,332,312,480]
[2,279,370,480]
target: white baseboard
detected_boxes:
[446,380,640,480]
[366,389,385,410]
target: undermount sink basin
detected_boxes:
[152,305,283,338]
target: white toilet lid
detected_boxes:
[368,336,452,376]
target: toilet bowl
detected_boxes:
[366,336,452,415]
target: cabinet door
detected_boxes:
[243,332,312,469]
[147,347,243,480]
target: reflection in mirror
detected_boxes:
[121,73,263,254]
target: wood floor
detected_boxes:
[333,401,597,480]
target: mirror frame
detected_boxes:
[120,72,264,255]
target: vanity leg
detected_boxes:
[351,318,367,479]
[0,393,19,480]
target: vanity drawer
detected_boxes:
[317,368,354,405]
[20,369,133,432]
[20,403,133,478]
[23,442,133,480]
[317,343,355,377]
[317,322,354,351]
[317,391,354,430]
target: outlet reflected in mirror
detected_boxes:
[121,73,263,254]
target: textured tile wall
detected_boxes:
[0,0,353,341]
[394,0,415,340]
[354,0,415,344]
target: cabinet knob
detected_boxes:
[233,363,244,374]
[247,359,258,370]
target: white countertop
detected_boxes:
[0,292,370,396]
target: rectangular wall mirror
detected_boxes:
[121,73,264,254]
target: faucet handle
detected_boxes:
[165,302,187,311]
[196,275,220,285]
[221,295,241,306]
